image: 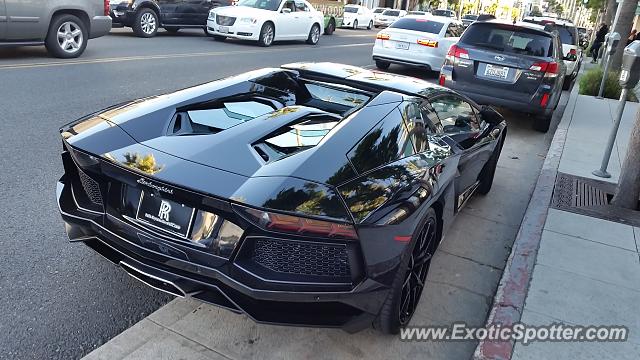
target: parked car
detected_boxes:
[57,62,506,335]
[577,26,588,48]
[309,0,344,35]
[342,4,373,29]
[523,16,582,90]
[431,9,456,18]
[372,7,390,24]
[461,14,478,27]
[109,0,231,38]
[476,14,495,22]
[374,9,407,28]
[440,20,567,132]
[0,0,111,58]
[407,11,430,16]
[373,16,464,72]
[207,0,325,46]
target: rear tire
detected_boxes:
[374,208,439,334]
[374,25,380,28]
[368,20,373,30]
[164,26,179,33]
[534,113,552,133]
[133,8,158,38]
[353,19,358,29]
[258,22,274,47]
[375,60,390,70]
[324,19,335,35]
[477,133,504,195]
[44,14,88,59]
[562,75,573,90]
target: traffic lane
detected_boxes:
[0,40,376,360]
[0,27,377,65]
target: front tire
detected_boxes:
[375,60,390,70]
[45,14,88,58]
[477,133,504,195]
[562,75,573,90]
[133,8,158,38]
[306,23,320,45]
[212,35,226,41]
[375,208,439,334]
[353,19,358,29]
[534,113,552,133]
[258,22,274,47]
[368,20,373,30]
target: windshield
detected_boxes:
[461,23,553,57]
[382,10,400,16]
[390,18,444,34]
[236,0,282,11]
[373,8,386,13]
[344,6,358,13]
[463,14,478,20]
[432,10,451,16]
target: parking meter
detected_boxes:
[619,41,640,89]
[605,32,621,55]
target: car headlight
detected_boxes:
[208,11,216,20]
[239,17,258,24]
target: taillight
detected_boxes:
[447,44,469,59]
[104,0,110,16]
[233,204,358,240]
[540,93,550,108]
[417,39,438,47]
[376,33,390,40]
[439,73,446,86]
[530,61,559,77]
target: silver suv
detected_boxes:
[0,0,112,58]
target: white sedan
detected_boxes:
[341,5,374,30]
[207,0,324,47]
[372,15,464,71]
[374,9,407,28]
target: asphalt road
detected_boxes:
[0,27,564,360]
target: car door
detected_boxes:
[293,0,313,38]
[0,0,6,40]
[428,94,493,203]
[157,0,180,25]
[177,0,211,26]
[5,0,47,40]
[275,0,298,39]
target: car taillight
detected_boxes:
[447,44,469,59]
[540,93,550,108]
[233,204,358,240]
[376,33,390,40]
[417,39,438,47]
[439,73,446,86]
[104,0,110,16]
[530,61,559,77]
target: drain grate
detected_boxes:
[551,172,640,227]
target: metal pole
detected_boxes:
[593,88,629,178]
[597,3,624,97]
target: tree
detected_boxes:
[530,5,542,16]
[609,0,639,69]
[604,0,617,25]
[611,106,640,210]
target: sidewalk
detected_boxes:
[477,75,640,359]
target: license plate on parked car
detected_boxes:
[395,42,409,50]
[219,26,229,34]
[484,64,509,79]
[136,191,195,238]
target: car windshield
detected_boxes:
[236,0,282,11]
[463,14,478,20]
[390,18,444,34]
[408,11,426,15]
[382,10,400,16]
[461,23,553,57]
[344,6,358,13]
[432,10,450,16]
[373,8,386,14]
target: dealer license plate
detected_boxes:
[135,191,195,238]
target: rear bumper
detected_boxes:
[372,42,443,71]
[90,16,112,38]
[56,178,388,332]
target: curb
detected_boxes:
[473,84,580,360]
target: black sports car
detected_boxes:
[57,63,506,334]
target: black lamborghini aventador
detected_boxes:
[57,62,506,334]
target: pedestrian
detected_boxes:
[591,23,608,63]
[628,29,637,45]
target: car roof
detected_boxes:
[400,14,459,25]
[280,62,453,98]
[523,16,576,27]
[479,19,551,34]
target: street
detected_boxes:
[0,28,564,359]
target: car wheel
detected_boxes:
[213,35,226,41]
[375,60,390,70]
[258,22,274,47]
[306,23,320,45]
[534,113,552,133]
[374,25,379,28]
[324,19,335,35]
[368,20,373,30]
[353,19,358,29]
[477,133,505,195]
[375,208,438,334]
[562,75,573,91]
[44,14,88,59]
[164,26,179,33]
[133,8,158,38]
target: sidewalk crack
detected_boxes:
[438,249,503,271]
[427,279,493,306]
[147,318,235,360]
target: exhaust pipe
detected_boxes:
[119,261,187,298]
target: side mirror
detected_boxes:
[479,105,503,125]
[282,8,291,13]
